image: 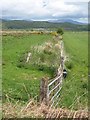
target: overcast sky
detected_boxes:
[0,0,89,23]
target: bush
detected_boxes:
[57,28,64,35]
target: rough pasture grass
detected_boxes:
[2,34,53,102]
[2,31,88,111]
[59,32,88,110]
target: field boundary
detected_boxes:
[40,40,65,107]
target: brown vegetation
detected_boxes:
[2,101,88,119]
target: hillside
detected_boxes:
[1,20,88,31]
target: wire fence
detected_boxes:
[40,40,65,107]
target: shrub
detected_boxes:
[57,28,64,35]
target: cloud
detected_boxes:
[0,0,88,23]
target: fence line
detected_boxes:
[48,74,62,87]
[40,40,65,107]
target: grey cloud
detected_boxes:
[1,0,88,23]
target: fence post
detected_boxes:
[40,77,49,105]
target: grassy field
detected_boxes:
[2,33,56,103]
[2,31,88,111]
[0,33,2,119]
[59,31,88,110]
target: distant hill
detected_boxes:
[48,19,87,25]
[1,19,88,31]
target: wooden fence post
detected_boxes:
[40,77,49,105]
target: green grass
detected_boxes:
[0,34,2,119]
[59,31,88,110]
[2,34,53,102]
[2,31,88,111]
